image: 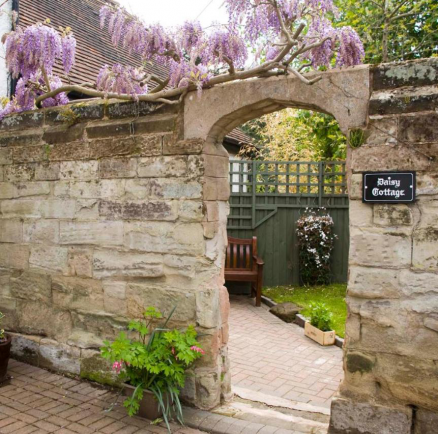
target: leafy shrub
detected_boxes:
[0,312,5,342]
[296,208,337,285]
[309,302,333,332]
[101,306,204,431]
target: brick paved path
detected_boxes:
[0,359,203,434]
[228,296,343,409]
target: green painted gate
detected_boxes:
[227,160,349,287]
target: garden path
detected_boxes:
[228,296,343,409]
[0,359,204,434]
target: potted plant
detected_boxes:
[101,306,204,431]
[0,312,12,383]
[304,302,336,346]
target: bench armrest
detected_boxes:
[253,255,264,266]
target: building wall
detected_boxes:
[0,0,12,98]
[330,58,438,433]
[0,100,230,409]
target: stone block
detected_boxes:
[0,199,41,218]
[40,200,76,219]
[60,221,124,246]
[196,288,220,329]
[35,162,60,180]
[103,281,127,315]
[68,248,93,278]
[67,331,104,350]
[188,155,205,179]
[75,199,100,220]
[374,204,413,226]
[372,59,438,90]
[349,266,400,299]
[99,199,178,221]
[45,103,104,124]
[106,99,178,119]
[126,283,196,322]
[416,172,438,195]
[39,339,80,375]
[134,134,163,156]
[414,409,438,434]
[204,155,229,178]
[0,131,42,148]
[10,145,46,163]
[52,276,104,312]
[329,397,412,434]
[93,250,164,278]
[23,220,59,244]
[195,368,221,410]
[133,115,176,135]
[204,202,220,222]
[10,270,52,304]
[0,244,29,269]
[269,303,302,323]
[49,142,90,161]
[10,333,40,365]
[204,177,230,201]
[149,178,202,199]
[137,156,187,178]
[351,144,432,172]
[80,349,120,386]
[399,113,438,143]
[399,269,438,296]
[349,175,362,200]
[163,138,204,155]
[86,120,132,139]
[0,182,16,199]
[179,200,204,222]
[0,219,23,243]
[4,164,35,182]
[60,160,99,180]
[364,117,398,145]
[89,137,137,159]
[124,222,204,255]
[29,245,69,274]
[412,228,438,271]
[17,300,73,342]
[99,157,137,178]
[43,124,85,144]
[349,201,373,227]
[349,227,411,268]
[15,181,50,197]
[0,148,11,165]
[0,111,44,131]
[0,166,3,182]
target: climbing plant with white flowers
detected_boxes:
[296,208,337,285]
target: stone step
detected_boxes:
[183,407,326,434]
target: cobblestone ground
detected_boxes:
[228,296,343,409]
[0,359,203,434]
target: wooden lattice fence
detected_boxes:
[227,160,349,286]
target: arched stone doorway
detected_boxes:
[183,58,438,433]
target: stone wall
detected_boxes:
[0,100,230,409]
[330,58,438,433]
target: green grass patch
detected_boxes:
[263,283,347,338]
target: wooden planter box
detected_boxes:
[304,322,335,346]
[124,384,163,421]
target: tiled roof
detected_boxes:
[224,128,253,146]
[18,0,168,86]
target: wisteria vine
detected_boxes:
[0,0,365,119]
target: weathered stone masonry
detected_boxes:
[0,58,437,433]
[330,59,438,434]
[0,100,231,409]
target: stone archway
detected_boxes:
[183,58,438,433]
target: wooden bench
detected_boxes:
[225,236,265,307]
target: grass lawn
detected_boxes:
[263,283,347,338]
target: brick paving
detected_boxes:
[228,296,343,409]
[0,359,204,434]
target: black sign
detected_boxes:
[363,172,416,203]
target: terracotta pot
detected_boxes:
[124,384,164,420]
[0,334,12,382]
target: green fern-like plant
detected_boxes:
[309,302,333,332]
[101,306,204,432]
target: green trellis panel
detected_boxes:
[228,160,349,286]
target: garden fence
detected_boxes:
[227,160,349,286]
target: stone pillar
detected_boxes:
[329,58,438,433]
[0,99,229,409]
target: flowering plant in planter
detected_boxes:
[304,302,336,346]
[101,306,204,430]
